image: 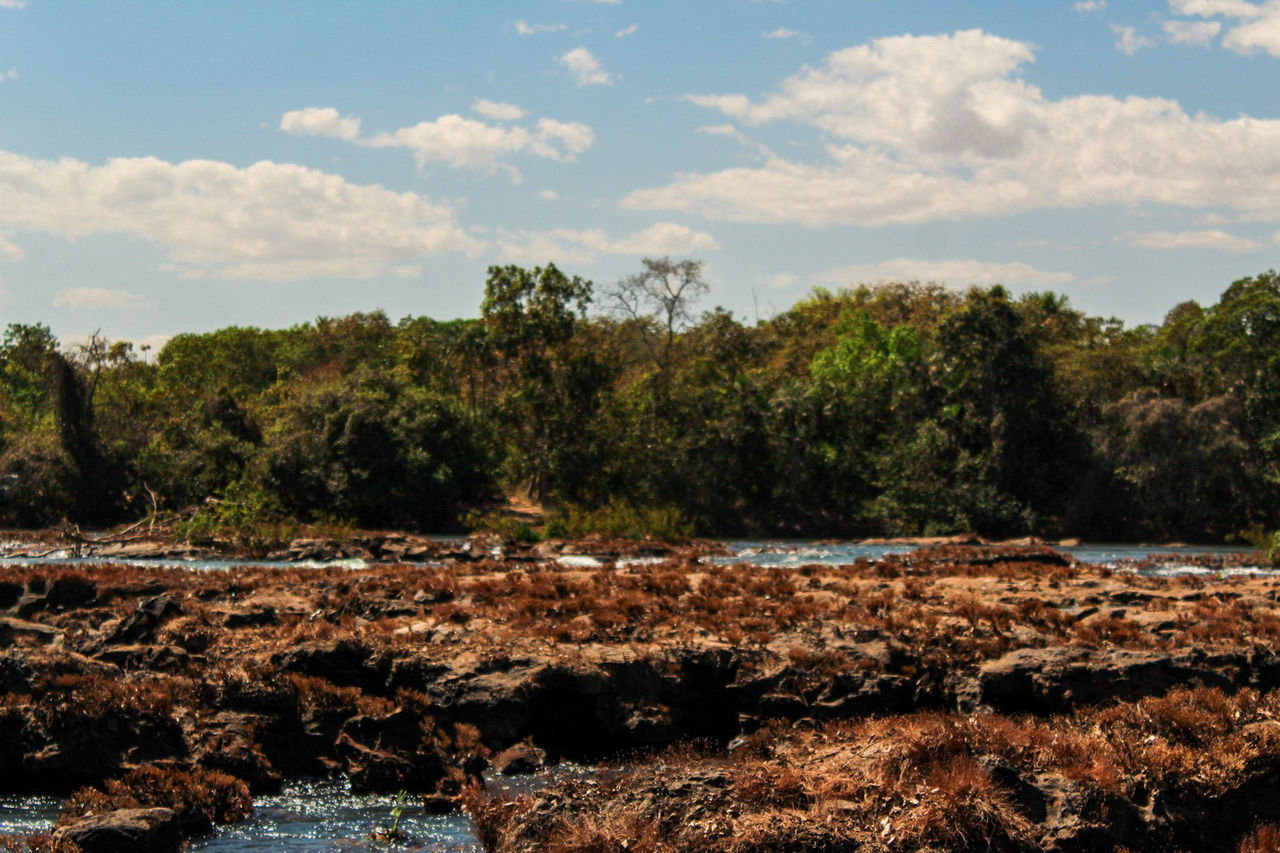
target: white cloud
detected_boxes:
[499,222,718,264]
[611,222,720,254]
[820,259,1075,287]
[0,1,27,9]
[1074,0,1107,11]
[766,28,812,42]
[0,68,16,82]
[1163,19,1223,43]
[391,265,421,278]
[515,20,565,36]
[0,152,478,280]
[627,30,1280,227]
[1167,0,1280,56]
[283,107,594,181]
[558,47,613,86]
[472,99,528,122]
[1169,0,1263,17]
[53,288,144,309]
[615,23,638,37]
[1112,24,1157,54]
[539,189,559,200]
[280,107,361,141]
[1121,229,1263,251]
[769,273,799,290]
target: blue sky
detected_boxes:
[2,0,1280,349]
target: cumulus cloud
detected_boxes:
[766,28,812,43]
[52,288,144,309]
[515,20,565,36]
[1112,24,1157,54]
[1167,0,1280,56]
[280,107,362,141]
[0,152,478,280]
[1163,19,1223,43]
[1121,229,1263,251]
[282,106,594,182]
[615,24,638,37]
[819,259,1075,287]
[1074,0,1107,11]
[0,1,27,9]
[769,273,799,290]
[471,99,528,122]
[499,222,718,264]
[558,47,613,86]
[626,30,1280,227]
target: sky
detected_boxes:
[2,0,1280,351]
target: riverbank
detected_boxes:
[1,541,1278,850]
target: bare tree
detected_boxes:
[609,257,708,368]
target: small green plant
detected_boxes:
[1240,526,1280,566]
[174,481,301,553]
[370,790,408,844]
[548,500,694,540]
[463,508,542,543]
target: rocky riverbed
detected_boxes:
[1,542,1278,850]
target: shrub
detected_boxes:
[548,500,693,540]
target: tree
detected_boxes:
[609,257,709,369]
[481,263,602,501]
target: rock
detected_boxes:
[93,644,189,672]
[274,638,387,690]
[46,575,98,610]
[336,709,448,793]
[54,807,183,853]
[224,606,279,628]
[0,615,62,646]
[971,646,1246,714]
[0,581,22,610]
[107,594,184,644]
[493,741,548,775]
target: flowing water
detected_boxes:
[0,768,598,851]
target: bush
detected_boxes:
[547,500,694,540]
[173,481,301,553]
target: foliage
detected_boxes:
[173,481,300,552]
[546,500,694,541]
[2,264,1279,541]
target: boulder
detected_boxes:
[54,807,183,853]
[107,594,184,645]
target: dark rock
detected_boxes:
[46,576,98,610]
[224,606,279,628]
[93,644,189,671]
[107,594,184,644]
[55,807,183,853]
[274,638,388,690]
[337,709,447,793]
[0,581,24,610]
[0,615,62,646]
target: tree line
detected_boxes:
[1,259,1278,543]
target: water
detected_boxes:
[0,768,597,851]
[0,539,1266,573]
